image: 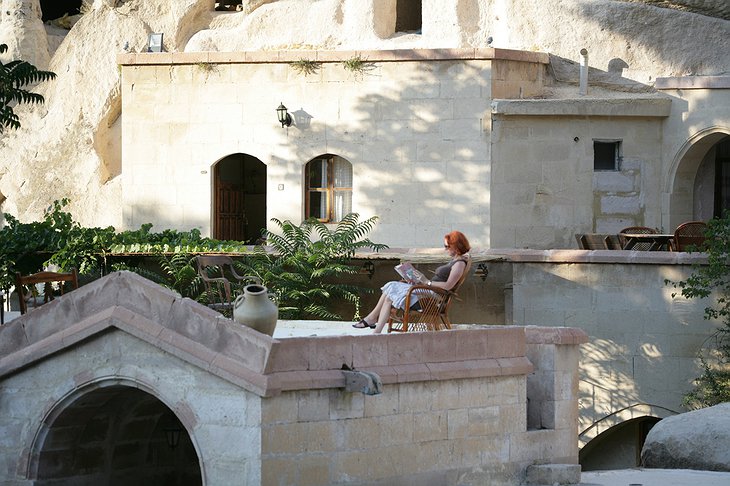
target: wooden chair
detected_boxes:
[15,268,79,315]
[576,233,619,250]
[618,226,657,250]
[387,259,473,333]
[673,221,708,252]
[195,255,260,312]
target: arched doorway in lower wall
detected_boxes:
[579,416,661,471]
[31,385,202,485]
[213,153,267,243]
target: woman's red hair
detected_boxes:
[445,231,471,255]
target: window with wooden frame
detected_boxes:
[305,155,352,223]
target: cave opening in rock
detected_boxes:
[40,0,82,22]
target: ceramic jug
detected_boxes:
[233,284,278,336]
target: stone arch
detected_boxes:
[664,126,730,231]
[28,377,203,485]
[580,415,661,470]
[578,403,677,469]
[211,153,267,242]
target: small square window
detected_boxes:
[594,141,621,171]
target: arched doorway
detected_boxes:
[667,130,730,230]
[213,154,267,242]
[580,416,660,471]
[695,136,730,220]
[32,385,202,485]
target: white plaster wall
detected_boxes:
[0,331,262,485]
[491,115,664,249]
[121,58,492,248]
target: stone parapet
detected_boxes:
[491,98,672,117]
[117,47,550,66]
[0,272,590,400]
[656,75,730,90]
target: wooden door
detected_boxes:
[215,181,246,241]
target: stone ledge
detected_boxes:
[496,248,707,265]
[491,97,672,117]
[355,248,708,265]
[656,75,730,90]
[524,326,589,345]
[117,47,549,66]
[267,356,532,392]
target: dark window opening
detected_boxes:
[713,137,730,218]
[40,0,81,22]
[215,0,242,12]
[396,0,422,33]
[594,141,621,171]
[305,155,352,223]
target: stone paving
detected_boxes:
[580,468,730,486]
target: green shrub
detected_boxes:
[238,214,387,320]
[0,201,388,322]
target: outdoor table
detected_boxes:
[620,233,674,251]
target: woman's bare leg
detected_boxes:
[363,292,388,324]
[372,296,393,334]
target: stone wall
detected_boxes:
[656,78,730,230]
[505,249,723,448]
[490,99,671,249]
[0,271,587,485]
[118,49,547,249]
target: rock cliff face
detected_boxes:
[0,0,728,228]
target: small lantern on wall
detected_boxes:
[276,102,292,127]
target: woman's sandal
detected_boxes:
[352,319,375,329]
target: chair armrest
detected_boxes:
[406,284,450,296]
[231,273,262,285]
[403,284,450,309]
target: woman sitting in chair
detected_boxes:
[353,231,471,333]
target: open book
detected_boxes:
[394,262,429,285]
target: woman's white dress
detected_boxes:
[381,281,419,310]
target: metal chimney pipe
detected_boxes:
[579,48,589,96]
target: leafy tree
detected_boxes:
[0,43,56,133]
[239,214,388,320]
[668,215,730,408]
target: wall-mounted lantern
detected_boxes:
[360,261,376,279]
[474,262,489,282]
[276,102,292,127]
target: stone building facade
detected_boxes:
[117,48,730,249]
[0,272,587,485]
